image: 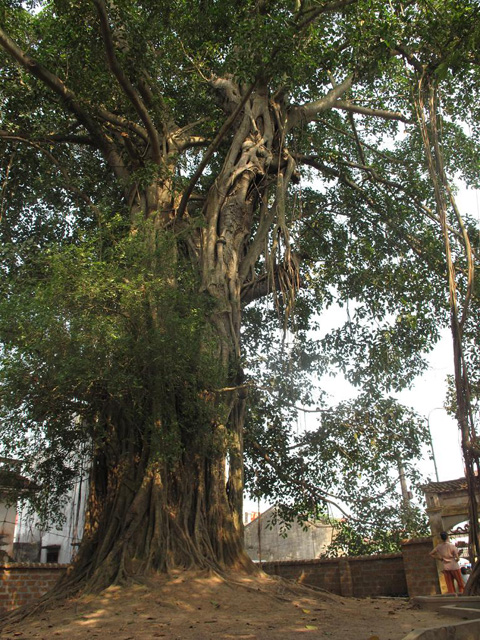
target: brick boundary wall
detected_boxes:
[401,537,440,597]
[0,538,441,612]
[262,538,441,598]
[262,552,408,597]
[0,563,68,613]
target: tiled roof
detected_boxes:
[421,477,468,493]
[0,468,32,491]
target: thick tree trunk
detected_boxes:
[68,432,252,593]
[59,275,253,593]
[54,85,290,594]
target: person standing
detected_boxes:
[429,531,464,594]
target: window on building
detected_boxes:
[44,544,60,563]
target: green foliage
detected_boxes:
[325,505,429,557]
[0,220,219,517]
[245,391,431,543]
[1,0,480,552]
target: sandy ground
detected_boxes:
[0,570,464,640]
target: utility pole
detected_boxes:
[397,457,412,512]
[427,407,443,482]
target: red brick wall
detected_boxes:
[264,557,342,593]
[401,537,440,597]
[262,553,408,597]
[0,538,440,611]
[0,563,68,613]
[348,554,408,597]
[263,539,440,598]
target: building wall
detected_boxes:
[0,502,17,558]
[244,508,334,562]
[13,467,87,565]
[0,563,67,613]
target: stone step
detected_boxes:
[401,618,480,640]
[441,605,480,620]
[412,595,480,612]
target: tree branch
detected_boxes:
[250,440,353,520]
[0,129,94,146]
[170,135,210,152]
[169,118,210,151]
[176,79,258,219]
[91,0,162,164]
[314,116,405,165]
[94,108,149,144]
[293,153,467,267]
[334,100,411,123]
[287,75,354,130]
[241,260,304,307]
[0,27,129,182]
[239,196,277,285]
[294,0,359,31]
[0,150,15,223]
[392,44,424,74]
[294,152,460,234]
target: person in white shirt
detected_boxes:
[429,531,464,594]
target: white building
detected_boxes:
[13,465,88,565]
[0,466,21,560]
[244,506,335,563]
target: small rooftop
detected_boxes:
[421,477,468,494]
[0,461,33,494]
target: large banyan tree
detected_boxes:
[1,0,480,593]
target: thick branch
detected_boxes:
[94,108,149,144]
[239,197,277,284]
[0,27,129,181]
[287,75,354,130]
[170,135,210,152]
[92,0,162,164]
[241,261,304,307]
[334,100,411,123]
[0,28,72,103]
[241,273,276,306]
[177,80,257,219]
[169,119,210,152]
[392,44,424,73]
[209,75,241,108]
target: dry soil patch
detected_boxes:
[0,570,463,640]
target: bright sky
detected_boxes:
[397,333,464,483]
[244,186,479,517]
[244,328,464,518]
[318,327,465,484]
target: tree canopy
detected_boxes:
[1,0,480,593]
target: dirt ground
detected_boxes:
[0,570,464,640]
